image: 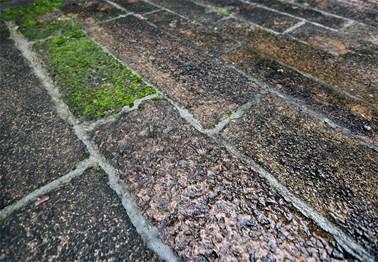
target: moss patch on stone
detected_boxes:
[0,0,66,40]
[208,7,231,17]
[36,28,155,119]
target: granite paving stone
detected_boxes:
[144,10,239,55]
[0,168,157,261]
[92,99,352,260]
[216,18,378,107]
[199,0,300,33]
[290,0,378,27]
[149,0,224,24]
[112,0,160,14]
[245,0,347,29]
[289,22,378,65]
[0,21,87,209]
[62,0,126,25]
[222,93,378,257]
[88,15,262,127]
[222,40,378,145]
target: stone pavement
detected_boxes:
[0,0,377,261]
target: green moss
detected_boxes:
[151,96,163,102]
[37,28,155,120]
[0,217,6,225]
[226,111,233,117]
[1,0,65,40]
[23,19,81,40]
[1,0,62,20]
[208,7,231,17]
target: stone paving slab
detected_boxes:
[149,0,224,24]
[92,99,351,260]
[145,10,238,55]
[200,0,300,33]
[222,40,378,144]
[62,0,126,25]
[0,168,157,261]
[289,0,378,27]
[289,22,378,66]
[112,0,160,13]
[245,0,347,29]
[222,93,378,257]
[88,15,261,127]
[216,18,378,107]
[0,22,87,209]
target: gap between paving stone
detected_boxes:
[5,10,375,260]
[6,22,178,262]
[100,2,378,149]
[79,22,374,258]
[230,66,378,152]
[0,157,96,221]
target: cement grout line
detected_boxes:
[82,7,377,150]
[282,20,306,34]
[216,137,374,262]
[237,0,340,32]
[139,0,202,25]
[7,22,178,262]
[0,157,97,221]
[231,65,378,152]
[7,14,374,260]
[78,94,159,133]
[104,0,128,12]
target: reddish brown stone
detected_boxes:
[87,15,261,127]
[222,93,378,256]
[92,100,352,260]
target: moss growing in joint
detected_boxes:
[36,28,155,120]
[208,7,231,17]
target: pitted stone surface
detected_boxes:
[216,18,378,107]
[0,24,87,209]
[88,15,261,127]
[222,93,378,257]
[92,100,351,260]
[145,10,238,55]
[149,0,223,24]
[0,169,157,261]
[222,43,378,145]
[112,0,160,13]
[62,0,126,25]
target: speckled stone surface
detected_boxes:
[62,0,126,25]
[88,15,262,127]
[92,100,351,260]
[216,18,378,107]
[145,10,239,55]
[112,0,160,13]
[0,169,157,261]
[0,22,87,209]
[222,93,378,257]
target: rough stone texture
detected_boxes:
[0,23,87,209]
[222,43,378,145]
[145,10,239,55]
[200,0,300,33]
[222,93,378,257]
[62,0,126,25]
[112,0,160,13]
[149,0,223,24]
[289,22,378,64]
[216,18,378,107]
[92,100,351,260]
[290,0,378,27]
[245,0,347,29]
[88,15,261,127]
[0,169,157,261]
